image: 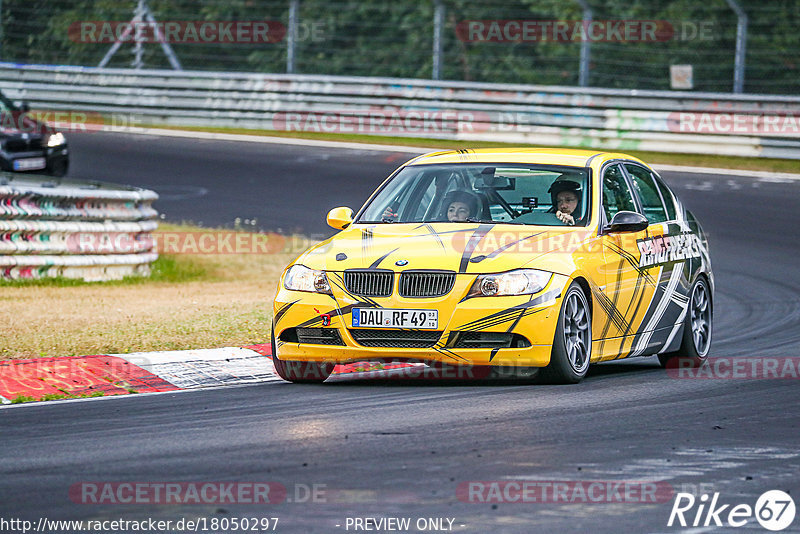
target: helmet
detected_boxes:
[547,178,582,196]
[547,178,583,217]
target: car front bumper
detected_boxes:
[272,273,569,368]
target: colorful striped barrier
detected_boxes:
[0,173,159,281]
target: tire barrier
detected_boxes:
[1,62,799,159]
[0,173,159,281]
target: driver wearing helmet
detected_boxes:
[547,178,582,226]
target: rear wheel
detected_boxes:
[271,328,334,383]
[659,277,712,368]
[540,282,591,384]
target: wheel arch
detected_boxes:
[570,275,593,318]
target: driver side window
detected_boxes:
[602,164,636,221]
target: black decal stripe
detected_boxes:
[478,233,544,262]
[627,264,674,356]
[620,266,648,338]
[592,282,629,334]
[274,299,300,326]
[361,228,373,259]
[432,346,469,363]
[423,223,447,251]
[600,255,626,340]
[588,282,609,356]
[369,248,399,269]
[470,307,546,331]
[459,224,495,273]
[455,291,557,331]
[506,306,528,333]
[607,241,657,287]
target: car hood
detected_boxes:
[295,223,594,276]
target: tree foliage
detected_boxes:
[0,0,797,93]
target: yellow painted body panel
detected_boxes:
[273,148,694,369]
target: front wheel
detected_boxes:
[271,328,334,383]
[659,276,712,369]
[540,282,592,384]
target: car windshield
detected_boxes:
[357,163,590,226]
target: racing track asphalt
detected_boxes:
[1,132,799,534]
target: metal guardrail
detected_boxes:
[0,173,158,281]
[1,62,799,159]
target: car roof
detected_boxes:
[406,148,647,168]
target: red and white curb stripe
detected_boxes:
[0,345,423,404]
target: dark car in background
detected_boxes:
[0,89,69,177]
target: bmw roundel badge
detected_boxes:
[395,260,409,266]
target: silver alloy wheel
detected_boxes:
[690,281,711,356]
[563,290,590,373]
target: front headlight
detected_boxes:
[468,269,552,297]
[47,132,66,147]
[283,264,332,294]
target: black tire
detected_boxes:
[540,282,592,384]
[271,328,334,383]
[46,158,68,177]
[659,276,712,369]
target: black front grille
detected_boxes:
[4,137,43,153]
[399,271,456,297]
[349,329,442,348]
[5,139,28,153]
[344,270,393,297]
[295,328,345,345]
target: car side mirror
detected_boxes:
[327,206,354,230]
[604,211,648,234]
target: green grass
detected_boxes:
[150,124,800,174]
[0,255,209,288]
[11,391,105,404]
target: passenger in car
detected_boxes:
[440,190,482,222]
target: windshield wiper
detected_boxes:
[380,216,396,223]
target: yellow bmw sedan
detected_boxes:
[272,148,713,384]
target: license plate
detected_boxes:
[13,157,46,171]
[352,308,438,329]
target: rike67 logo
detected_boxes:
[668,490,795,531]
